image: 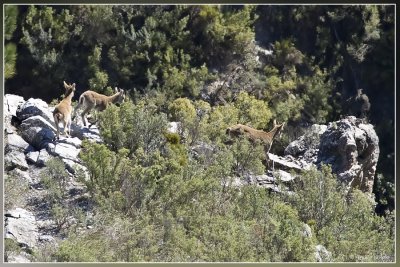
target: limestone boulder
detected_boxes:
[5,150,29,171]
[284,124,327,162]
[4,94,25,119]
[4,208,39,250]
[46,142,81,163]
[19,115,56,150]
[317,116,379,193]
[16,97,54,125]
[5,133,32,153]
[26,149,52,167]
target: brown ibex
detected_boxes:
[72,87,125,127]
[53,81,76,139]
[226,119,285,155]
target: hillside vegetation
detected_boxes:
[4,5,395,262]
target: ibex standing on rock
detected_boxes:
[226,120,285,155]
[343,88,371,120]
[53,81,76,139]
[72,87,125,127]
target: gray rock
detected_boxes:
[26,149,52,167]
[5,208,39,250]
[47,142,81,162]
[26,151,40,164]
[285,124,327,162]
[225,174,290,194]
[6,251,32,263]
[317,116,379,193]
[315,244,331,262]
[5,150,29,171]
[168,121,181,134]
[5,133,31,153]
[16,97,54,124]
[71,124,102,143]
[4,94,25,117]
[268,153,306,172]
[190,142,215,159]
[20,115,56,150]
[57,136,82,148]
[302,223,312,238]
[253,174,275,184]
[38,149,52,166]
[38,235,56,243]
[62,158,89,180]
[275,169,295,182]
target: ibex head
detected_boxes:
[114,87,126,105]
[63,81,76,96]
[271,119,285,139]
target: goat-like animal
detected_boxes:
[53,81,76,139]
[72,87,125,127]
[226,120,285,154]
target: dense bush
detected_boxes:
[46,98,393,262]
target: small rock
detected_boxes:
[5,133,30,153]
[254,174,275,183]
[26,151,40,164]
[16,97,54,124]
[168,121,181,134]
[47,142,81,162]
[190,142,215,159]
[5,150,29,171]
[5,94,25,117]
[38,235,55,243]
[20,116,56,150]
[26,149,52,167]
[315,244,331,262]
[57,136,82,148]
[71,124,102,143]
[302,224,312,238]
[275,170,295,182]
[268,153,303,172]
[62,158,89,179]
[6,251,32,263]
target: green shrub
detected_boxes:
[287,165,395,262]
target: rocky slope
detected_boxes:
[3,94,379,262]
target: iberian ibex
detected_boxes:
[72,87,125,127]
[343,88,371,120]
[226,120,285,155]
[53,81,76,139]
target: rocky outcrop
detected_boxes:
[284,124,327,163]
[283,116,379,193]
[16,97,55,124]
[317,116,379,193]
[4,94,101,173]
[4,94,101,262]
